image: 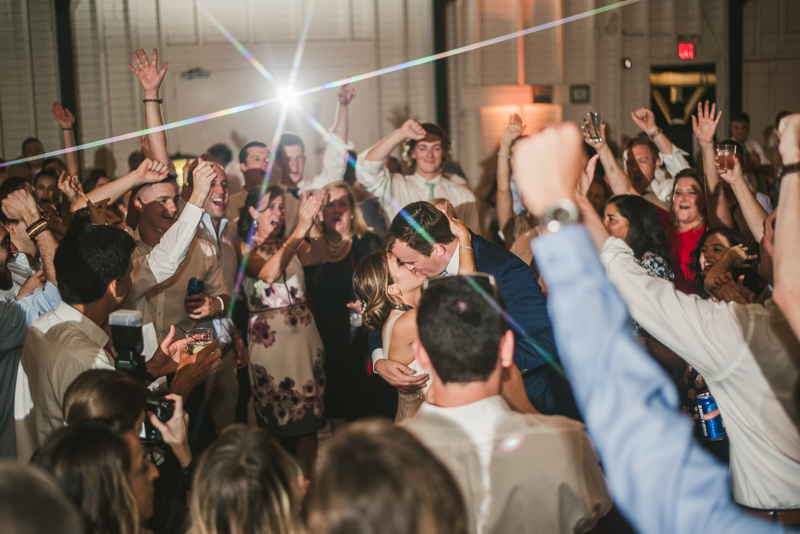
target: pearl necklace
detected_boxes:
[323,232,352,259]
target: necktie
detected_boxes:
[426,182,435,200]
[286,187,300,199]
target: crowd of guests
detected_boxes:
[0,46,799,534]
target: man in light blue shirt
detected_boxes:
[0,191,61,458]
[513,123,789,533]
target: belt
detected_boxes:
[742,507,800,526]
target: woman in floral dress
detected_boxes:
[234,185,326,479]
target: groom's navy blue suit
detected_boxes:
[469,232,580,419]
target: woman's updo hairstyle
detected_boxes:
[353,250,403,331]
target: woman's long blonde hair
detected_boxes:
[318,181,370,238]
[189,425,303,534]
[353,250,403,331]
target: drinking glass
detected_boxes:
[186,327,214,355]
[584,112,604,143]
[716,144,737,172]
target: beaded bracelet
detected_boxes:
[143,98,163,104]
[26,218,49,240]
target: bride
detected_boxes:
[353,213,475,422]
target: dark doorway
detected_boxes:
[650,63,717,166]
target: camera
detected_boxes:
[109,310,146,382]
[142,397,175,443]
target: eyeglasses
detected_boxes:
[421,273,501,304]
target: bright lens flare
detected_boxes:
[278,86,299,108]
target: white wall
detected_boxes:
[31,0,435,178]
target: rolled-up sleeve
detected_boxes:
[303,131,355,191]
[356,147,394,199]
[128,203,204,304]
[659,146,690,178]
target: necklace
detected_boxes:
[322,231,352,259]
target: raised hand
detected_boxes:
[577,154,601,198]
[717,154,745,185]
[778,113,800,164]
[296,190,325,236]
[399,119,427,141]
[1,189,41,226]
[127,48,168,96]
[513,123,586,217]
[188,159,217,208]
[84,196,111,226]
[501,114,526,148]
[631,108,657,134]
[137,159,170,184]
[51,102,75,129]
[582,122,607,150]
[338,84,356,105]
[692,100,721,145]
[57,171,83,203]
[447,212,471,246]
[724,244,757,268]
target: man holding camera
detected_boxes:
[15,162,223,462]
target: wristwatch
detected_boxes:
[778,162,800,180]
[538,199,581,233]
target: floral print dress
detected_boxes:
[243,243,325,437]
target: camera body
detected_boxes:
[143,397,175,443]
[109,310,146,382]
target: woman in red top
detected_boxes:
[667,169,707,293]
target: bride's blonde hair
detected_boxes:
[353,250,403,331]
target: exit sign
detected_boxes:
[679,43,694,59]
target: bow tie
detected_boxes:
[286,187,301,199]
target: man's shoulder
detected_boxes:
[473,234,528,274]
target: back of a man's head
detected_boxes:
[207,143,233,166]
[417,276,508,383]
[55,225,136,305]
[0,463,82,534]
[385,201,455,256]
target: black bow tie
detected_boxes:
[286,187,300,199]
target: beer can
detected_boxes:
[696,392,726,441]
[187,277,204,297]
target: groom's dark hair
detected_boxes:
[384,201,456,256]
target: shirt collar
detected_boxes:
[444,246,460,276]
[52,301,110,349]
[412,172,442,186]
[201,213,228,233]
[417,395,509,419]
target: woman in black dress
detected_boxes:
[303,181,380,430]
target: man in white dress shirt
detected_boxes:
[356,120,480,232]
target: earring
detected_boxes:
[253,219,258,228]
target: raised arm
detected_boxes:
[583,123,637,196]
[2,190,58,285]
[717,157,768,242]
[70,158,169,211]
[128,49,171,169]
[52,102,79,178]
[497,113,525,242]
[331,84,355,144]
[631,108,675,156]
[364,119,426,163]
[773,113,800,340]
[237,192,324,284]
[447,212,476,274]
[574,155,612,251]
[693,101,734,229]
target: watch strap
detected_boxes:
[779,162,800,179]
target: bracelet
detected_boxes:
[497,153,511,159]
[282,242,297,253]
[143,98,163,104]
[778,162,800,179]
[26,218,49,240]
[648,128,663,141]
[215,296,225,317]
[459,245,474,251]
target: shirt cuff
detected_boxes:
[181,202,204,222]
[357,146,388,176]
[371,348,387,366]
[327,130,355,151]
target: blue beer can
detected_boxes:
[696,392,726,441]
[187,277,204,298]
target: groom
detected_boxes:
[374,201,580,419]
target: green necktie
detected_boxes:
[426,182,435,200]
